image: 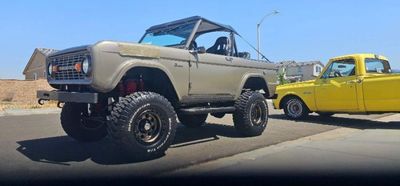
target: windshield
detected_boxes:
[365,58,391,74]
[322,59,356,78]
[140,23,195,47]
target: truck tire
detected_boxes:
[177,114,208,128]
[282,97,309,120]
[60,103,108,142]
[233,91,268,136]
[108,92,177,158]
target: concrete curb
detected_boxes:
[375,113,400,122]
[0,108,61,117]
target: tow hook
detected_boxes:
[38,99,47,105]
[57,102,64,108]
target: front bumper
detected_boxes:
[271,94,279,109]
[37,90,98,103]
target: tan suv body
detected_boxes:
[37,16,277,158]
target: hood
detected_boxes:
[277,79,316,90]
[49,45,91,57]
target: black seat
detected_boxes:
[189,41,197,50]
[206,37,229,55]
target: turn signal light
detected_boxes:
[75,63,82,72]
[52,65,59,73]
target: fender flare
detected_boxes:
[236,73,269,98]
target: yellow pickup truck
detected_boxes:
[273,53,400,119]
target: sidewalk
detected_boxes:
[0,108,60,117]
[168,114,400,178]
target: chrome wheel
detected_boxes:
[286,99,303,118]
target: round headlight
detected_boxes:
[82,57,90,74]
[47,63,53,75]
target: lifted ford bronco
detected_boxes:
[37,16,278,158]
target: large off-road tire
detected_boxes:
[282,96,309,120]
[60,103,108,142]
[177,113,208,128]
[233,91,269,136]
[108,92,177,158]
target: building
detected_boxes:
[392,69,400,73]
[23,48,58,80]
[277,60,325,82]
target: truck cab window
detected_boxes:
[322,59,355,78]
[365,58,391,73]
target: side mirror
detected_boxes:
[190,47,206,54]
[196,47,206,54]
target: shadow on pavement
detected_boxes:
[270,114,400,130]
[16,122,241,165]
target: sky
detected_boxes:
[0,0,399,79]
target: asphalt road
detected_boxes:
[0,103,391,183]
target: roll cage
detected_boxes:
[139,16,240,57]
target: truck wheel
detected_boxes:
[177,114,208,128]
[108,92,177,158]
[317,112,334,117]
[233,91,268,136]
[60,103,108,142]
[282,97,309,120]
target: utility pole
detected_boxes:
[257,10,279,60]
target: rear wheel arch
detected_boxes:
[240,76,270,98]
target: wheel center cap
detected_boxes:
[144,123,151,131]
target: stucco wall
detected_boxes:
[0,79,53,104]
[25,52,47,80]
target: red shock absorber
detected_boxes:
[125,79,138,95]
[119,76,145,96]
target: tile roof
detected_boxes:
[36,48,59,56]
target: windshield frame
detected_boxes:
[139,20,200,49]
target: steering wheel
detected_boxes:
[333,71,342,77]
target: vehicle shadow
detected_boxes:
[269,114,400,130]
[16,122,241,165]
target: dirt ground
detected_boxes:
[0,79,56,111]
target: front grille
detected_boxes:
[49,52,88,80]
